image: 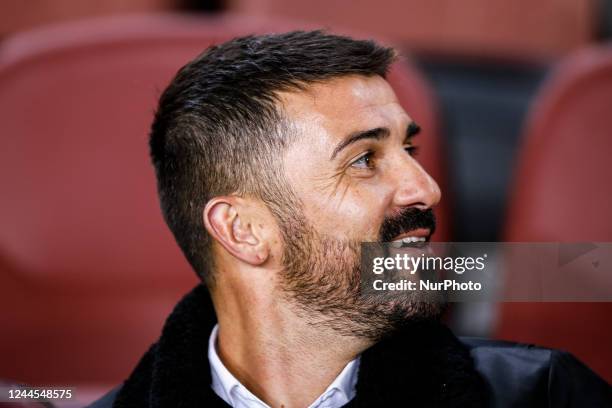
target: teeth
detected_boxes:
[390,236,426,247]
[402,236,426,243]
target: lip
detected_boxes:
[391,228,431,242]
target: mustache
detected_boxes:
[379,208,436,242]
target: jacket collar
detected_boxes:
[114,284,488,407]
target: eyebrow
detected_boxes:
[330,121,421,160]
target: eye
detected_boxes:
[404,145,420,157]
[351,151,375,169]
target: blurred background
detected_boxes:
[1,0,611,405]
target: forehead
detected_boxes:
[278,75,409,144]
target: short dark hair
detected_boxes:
[150,30,397,283]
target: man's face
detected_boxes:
[281,74,440,244]
[274,74,442,339]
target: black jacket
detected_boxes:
[89,285,611,407]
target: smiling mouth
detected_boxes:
[389,228,431,248]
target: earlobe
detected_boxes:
[203,197,269,266]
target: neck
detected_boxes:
[210,272,370,408]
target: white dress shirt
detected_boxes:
[208,325,360,408]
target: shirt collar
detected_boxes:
[208,324,247,406]
[208,324,360,407]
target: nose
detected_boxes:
[392,158,441,211]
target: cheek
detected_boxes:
[310,181,395,239]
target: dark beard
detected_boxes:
[379,207,436,241]
[276,206,445,341]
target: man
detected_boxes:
[91,31,610,407]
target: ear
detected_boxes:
[203,197,270,266]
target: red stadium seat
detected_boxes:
[0,13,449,387]
[227,0,595,60]
[0,0,177,38]
[496,46,612,382]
